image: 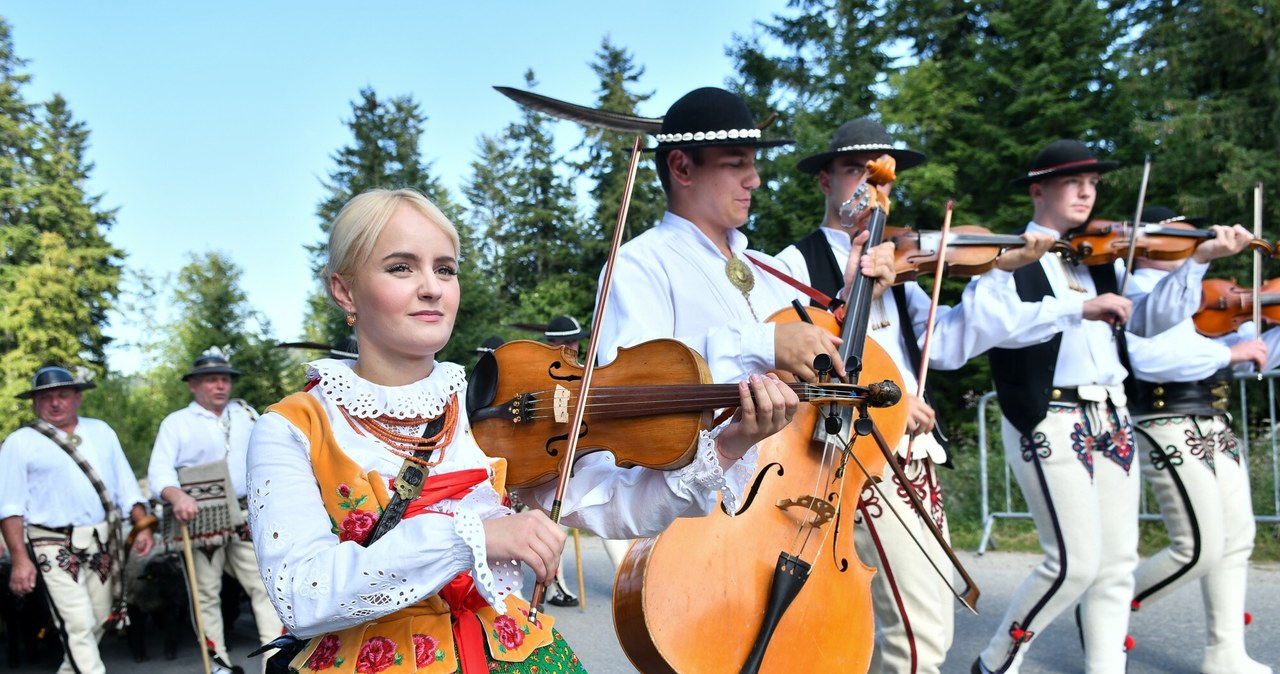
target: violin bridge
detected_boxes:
[553,385,570,423]
[775,495,836,528]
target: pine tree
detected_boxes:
[304,87,457,345]
[1124,0,1280,285]
[488,70,592,325]
[0,22,122,432]
[727,0,893,254]
[576,38,664,256]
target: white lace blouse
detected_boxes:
[246,359,756,638]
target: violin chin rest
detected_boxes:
[466,352,500,416]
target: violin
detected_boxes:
[1059,219,1274,266]
[467,339,900,488]
[888,224,1068,283]
[1193,277,1280,337]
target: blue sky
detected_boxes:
[4,1,788,372]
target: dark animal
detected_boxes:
[125,551,188,662]
[0,554,62,668]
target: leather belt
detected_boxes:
[1132,369,1232,417]
[1046,387,1080,404]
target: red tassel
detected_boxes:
[1245,612,1253,626]
[1130,599,1141,611]
[1010,628,1027,642]
[1124,635,1136,652]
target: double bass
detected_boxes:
[613,170,909,673]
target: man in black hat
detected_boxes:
[595,87,895,387]
[147,348,282,673]
[971,142,1255,673]
[0,365,154,674]
[773,118,1054,674]
[1124,206,1271,674]
[543,315,589,357]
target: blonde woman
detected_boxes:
[247,188,797,673]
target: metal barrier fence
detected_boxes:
[977,371,1280,554]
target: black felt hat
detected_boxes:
[1010,139,1119,188]
[646,87,793,153]
[1141,205,1205,227]
[16,366,96,400]
[796,118,927,175]
[473,336,505,355]
[181,348,241,381]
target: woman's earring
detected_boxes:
[346,314,357,326]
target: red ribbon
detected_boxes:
[438,573,490,674]
[401,469,489,518]
[402,468,491,673]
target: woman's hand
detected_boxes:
[482,511,566,585]
[715,374,800,466]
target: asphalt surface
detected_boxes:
[3,538,1278,673]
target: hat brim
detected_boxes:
[16,381,95,400]
[796,148,927,175]
[546,330,591,342]
[644,137,795,153]
[182,367,242,381]
[1010,160,1120,188]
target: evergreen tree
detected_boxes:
[727,0,893,254]
[164,252,294,413]
[304,87,457,345]
[488,70,592,325]
[1124,0,1280,284]
[576,37,664,258]
[0,22,121,432]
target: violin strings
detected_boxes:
[513,384,868,418]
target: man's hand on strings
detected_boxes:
[842,230,897,299]
[716,374,800,466]
[484,510,566,585]
[775,322,845,382]
[995,233,1057,272]
[1193,224,1255,263]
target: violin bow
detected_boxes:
[526,135,646,622]
[903,200,953,460]
[1254,181,1265,379]
[1118,154,1153,297]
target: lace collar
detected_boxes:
[305,358,467,420]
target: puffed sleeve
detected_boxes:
[246,412,477,637]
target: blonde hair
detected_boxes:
[324,188,461,304]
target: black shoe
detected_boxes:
[546,586,578,607]
[972,657,991,674]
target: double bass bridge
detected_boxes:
[775,495,836,528]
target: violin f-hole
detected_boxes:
[545,423,589,458]
[548,360,582,383]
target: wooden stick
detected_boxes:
[1255,181,1265,380]
[572,528,585,612]
[179,521,213,674]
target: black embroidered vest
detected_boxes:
[987,259,1136,437]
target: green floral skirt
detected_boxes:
[489,630,585,673]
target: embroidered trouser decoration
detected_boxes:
[979,398,1138,674]
[29,522,115,674]
[1131,415,1261,672]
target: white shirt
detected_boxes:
[1126,267,1233,382]
[247,359,754,638]
[0,417,146,527]
[594,211,805,384]
[148,400,257,500]
[773,225,1029,381]
[963,221,1209,387]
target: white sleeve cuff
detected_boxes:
[672,428,759,514]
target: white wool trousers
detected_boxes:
[854,434,955,674]
[1131,414,1264,674]
[980,399,1139,674]
[29,522,113,674]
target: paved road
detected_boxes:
[4,539,1278,672]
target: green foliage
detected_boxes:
[304,87,459,346]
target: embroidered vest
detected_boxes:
[987,259,1136,437]
[268,392,554,674]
